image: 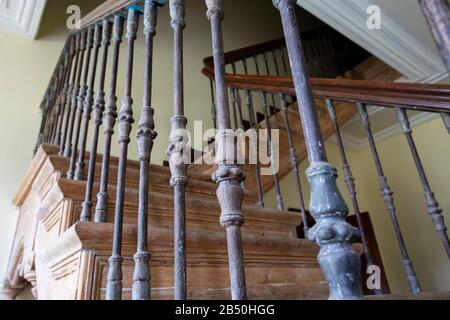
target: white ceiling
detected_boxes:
[0,0,46,38]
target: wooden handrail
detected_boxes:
[202,41,450,113]
[79,0,135,29]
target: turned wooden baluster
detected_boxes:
[51,41,75,145]
[46,62,65,144]
[274,0,363,300]
[167,0,188,300]
[54,37,76,147]
[242,58,264,208]
[64,29,89,159]
[44,52,66,144]
[42,63,63,144]
[132,0,159,301]
[326,99,381,295]
[45,51,68,144]
[49,63,67,144]
[41,87,55,144]
[61,32,83,156]
[48,69,65,141]
[280,94,309,234]
[75,24,103,181]
[358,102,421,293]
[80,20,112,222]
[419,0,450,71]
[67,27,95,179]
[95,15,124,223]
[395,107,450,259]
[106,7,139,301]
[67,26,95,179]
[45,72,62,144]
[419,0,450,134]
[231,63,244,129]
[34,92,51,154]
[253,56,284,210]
[206,0,247,300]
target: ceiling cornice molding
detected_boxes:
[298,0,447,82]
[0,0,47,39]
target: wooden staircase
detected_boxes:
[6,144,450,300]
[4,0,450,300]
[3,144,335,300]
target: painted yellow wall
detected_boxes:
[265,117,450,294]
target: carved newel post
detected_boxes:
[274,0,363,300]
[206,0,248,300]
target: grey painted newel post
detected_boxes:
[168,0,188,300]
[206,0,248,300]
[273,0,363,300]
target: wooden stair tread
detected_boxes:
[36,221,327,300]
[28,145,302,241]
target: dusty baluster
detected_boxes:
[358,102,421,293]
[67,26,94,179]
[327,99,381,295]
[280,94,309,235]
[75,24,103,181]
[395,107,450,259]
[168,0,189,300]
[206,0,247,300]
[80,20,112,222]
[61,32,83,156]
[106,8,139,300]
[94,15,124,223]
[242,58,264,208]
[54,37,76,147]
[132,0,159,301]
